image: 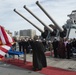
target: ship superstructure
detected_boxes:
[64,10,76,39]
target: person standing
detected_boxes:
[66,40,72,59]
[57,38,66,58]
[52,38,59,58]
[30,35,47,71]
[18,39,22,52]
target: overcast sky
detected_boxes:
[0,0,76,35]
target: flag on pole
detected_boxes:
[0,25,14,58]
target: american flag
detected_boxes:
[0,26,14,58]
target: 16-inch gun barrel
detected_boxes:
[23,5,53,32]
[13,9,44,33]
[36,1,63,32]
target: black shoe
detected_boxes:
[67,58,70,59]
[32,68,36,71]
[38,68,42,70]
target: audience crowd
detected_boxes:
[13,37,76,59]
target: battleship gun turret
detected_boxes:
[23,5,61,39]
[13,2,76,39]
[13,9,44,33]
[36,1,67,38]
